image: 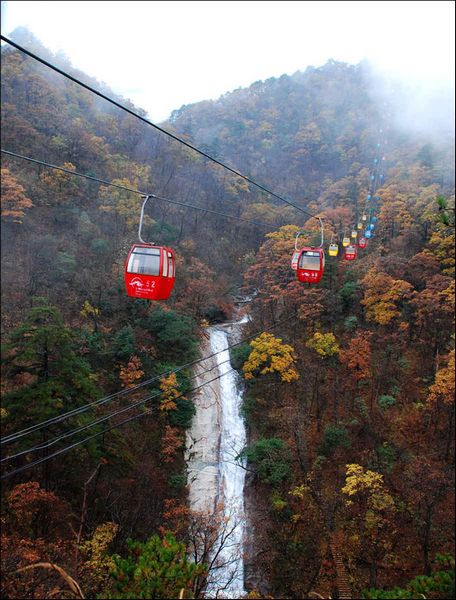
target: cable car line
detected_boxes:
[0,38,392,477]
[0,149,276,231]
[1,357,235,464]
[328,125,387,260]
[0,367,240,481]
[1,35,321,224]
[1,315,297,445]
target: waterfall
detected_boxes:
[186,318,247,598]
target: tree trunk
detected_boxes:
[369,560,377,588]
[423,504,433,575]
[445,403,455,462]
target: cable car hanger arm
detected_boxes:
[138,194,153,244]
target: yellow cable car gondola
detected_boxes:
[342,236,350,247]
[351,229,358,239]
[357,222,363,230]
[328,234,339,257]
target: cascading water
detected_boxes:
[186,317,248,598]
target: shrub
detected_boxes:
[344,315,359,330]
[239,438,292,486]
[378,395,396,410]
[317,424,350,457]
[230,343,251,371]
[106,533,206,599]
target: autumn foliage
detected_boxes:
[243,332,299,382]
[0,29,454,600]
[1,167,33,223]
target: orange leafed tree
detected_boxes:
[119,356,144,388]
[361,267,414,326]
[427,228,455,277]
[6,481,73,539]
[1,167,33,223]
[38,162,80,202]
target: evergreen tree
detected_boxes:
[2,298,100,449]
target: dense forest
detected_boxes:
[1,27,455,599]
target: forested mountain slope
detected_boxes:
[1,27,454,599]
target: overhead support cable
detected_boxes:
[1,315,296,445]
[1,357,233,464]
[0,149,275,230]
[1,35,320,223]
[0,368,239,481]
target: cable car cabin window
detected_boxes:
[162,251,168,277]
[298,252,321,271]
[168,252,174,278]
[127,247,160,276]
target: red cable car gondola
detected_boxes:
[125,245,175,300]
[295,219,325,284]
[358,236,367,249]
[344,245,357,260]
[124,195,175,300]
[297,248,325,283]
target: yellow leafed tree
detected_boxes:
[99,178,155,231]
[80,300,100,319]
[159,373,184,411]
[342,464,394,512]
[243,332,299,383]
[79,522,118,592]
[428,349,455,405]
[306,331,339,358]
[361,267,413,326]
[40,162,77,192]
[80,300,101,332]
[427,228,455,277]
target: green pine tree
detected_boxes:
[2,298,100,453]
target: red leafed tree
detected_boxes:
[6,481,74,541]
[160,425,183,463]
[339,331,372,382]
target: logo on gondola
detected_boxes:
[129,277,144,287]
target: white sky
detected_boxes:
[1,1,455,122]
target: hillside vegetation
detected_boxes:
[1,28,454,599]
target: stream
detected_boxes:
[186,315,248,598]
